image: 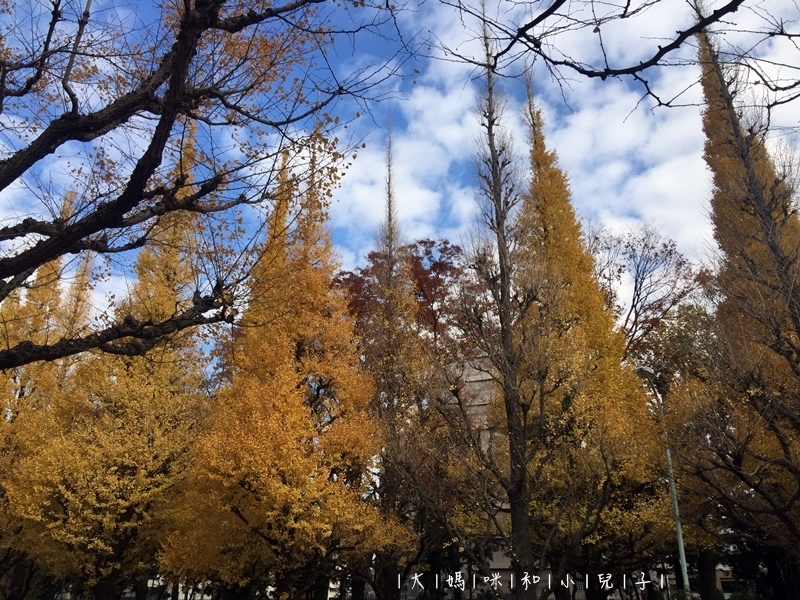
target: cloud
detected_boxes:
[330,31,483,267]
[326,0,800,277]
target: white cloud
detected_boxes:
[323,0,800,278]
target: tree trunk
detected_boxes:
[697,549,718,600]
[642,567,659,600]
[375,559,400,600]
[351,577,366,600]
[508,484,536,600]
[546,554,575,600]
[134,576,149,600]
[765,549,800,600]
[314,576,330,600]
[91,573,120,600]
[6,558,35,600]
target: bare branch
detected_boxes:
[0,288,234,370]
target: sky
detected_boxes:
[325,0,800,272]
[1,0,798,318]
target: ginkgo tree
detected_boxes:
[669,32,800,583]
[2,205,209,598]
[159,156,410,600]
[0,229,95,599]
[432,32,667,600]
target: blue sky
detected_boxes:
[1,0,797,317]
[326,0,800,271]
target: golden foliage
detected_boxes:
[456,75,663,583]
[2,210,208,595]
[672,33,800,556]
[161,161,406,592]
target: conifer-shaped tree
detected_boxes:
[0,192,95,598]
[161,148,403,599]
[519,92,668,592]
[0,192,91,416]
[450,47,656,600]
[337,134,445,600]
[677,32,800,563]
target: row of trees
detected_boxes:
[0,146,406,597]
[1,0,799,597]
[335,28,800,600]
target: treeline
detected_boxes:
[1,34,799,600]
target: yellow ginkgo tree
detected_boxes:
[4,203,209,598]
[160,155,409,599]
[441,42,661,600]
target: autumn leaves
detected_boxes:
[1,26,800,600]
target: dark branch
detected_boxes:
[0,290,234,370]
